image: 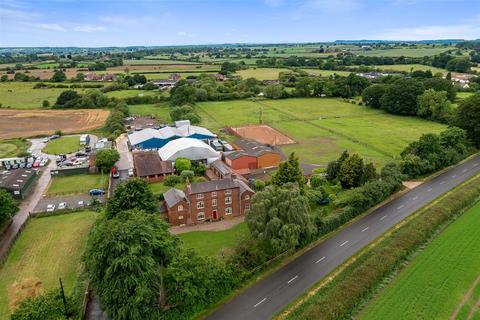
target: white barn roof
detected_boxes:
[128,124,216,146]
[158,138,220,162]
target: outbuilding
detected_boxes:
[158,138,220,163]
[0,169,37,199]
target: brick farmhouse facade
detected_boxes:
[163,178,254,226]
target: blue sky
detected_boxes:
[0,0,479,47]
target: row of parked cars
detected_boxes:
[42,134,61,143]
[56,152,89,167]
[45,190,106,212]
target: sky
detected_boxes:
[0,0,479,47]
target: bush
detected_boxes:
[164,175,182,187]
[180,170,195,181]
[175,157,191,173]
[310,175,327,189]
[11,289,72,320]
[253,179,266,191]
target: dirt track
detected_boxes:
[0,109,109,139]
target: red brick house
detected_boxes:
[162,178,254,226]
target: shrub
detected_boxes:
[180,170,195,181]
[11,289,72,320]
[164,175,182,187]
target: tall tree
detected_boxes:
[0,189,18,223]
[417,89,452,122]
[271,152,305,192]
[338,153,365,189]
[246,184,315,256]
[380,78,425,115]
[106,178,158,218]
[455,93,480,147]
[84,210,178,320]
[95,149,120,173]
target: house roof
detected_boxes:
[224,150,256,161]
[133,151,174,177]
[158,138,220,162]
[233,138,282,158]
[128,123,216,146]
[164,188,186,207]
[234,179,254,195]
[189,178,238,195]
[211,159,232,176]
[0,169,36,191]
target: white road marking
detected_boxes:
[315,256,326,264]
[287,275,299,284]
[412,196,418,201]
[380,215,387,221]
[427,188,433,192]
[361,227,369,232]
[440,181,445,185]
[340,240,349,247]
[397,205,404,210]
[254,298,267,308]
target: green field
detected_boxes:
[365,64,446,74]
[47,174,108,196]
[0,139,30,158]
[177,222,248,256]
[0,211,95,317]
[43,136,82,154]
[0,82,85,109]
[128,104,172,122]
[236,68,291,80]
[360,201,480,320]
[197,98,446,165]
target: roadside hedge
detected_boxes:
[285,174,480,320]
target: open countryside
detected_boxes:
[1,1,480,319]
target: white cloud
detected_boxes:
[177,31,187,36]
[0,7,40,20]
[373,23,480,40]
[37,23,66,32]
[74,25,105,32]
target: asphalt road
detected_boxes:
[207,154,480,320]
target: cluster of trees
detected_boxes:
[326,151,378,189]
[84,179,243,319]
[432,53,472,72]
[362,75,456,122]
[0,189,18,225]
[400,127,469,178]
[95,149,120,173]
[454,93,480,148]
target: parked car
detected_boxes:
[73,159,84,166]
[39,159,47,167]
[58,202,67,210]
[49,134,60,140]
[46,204,55,212]
[78,200,87,207]
[42,137,50,143]
[56,154,66,163]
[112,171,120,179]
[75,152,88,158]
[85,146,91,153]
[128,168,134,177]
[32,160,40,168]
[89,189,106,196]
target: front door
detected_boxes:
[212,210,218,220]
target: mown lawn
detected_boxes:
[197,98,447,166]
[0,138,30,158]
[0,211,96,317]
[105,89,158,99]
[47,174,108,196]
[149,181,185,196]
[43,136,82,154]
[360,201,480,320]
[128,103,172,122]
[367,64,446,74]
[177,222,248,256]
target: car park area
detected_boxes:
[33,193,105,214]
